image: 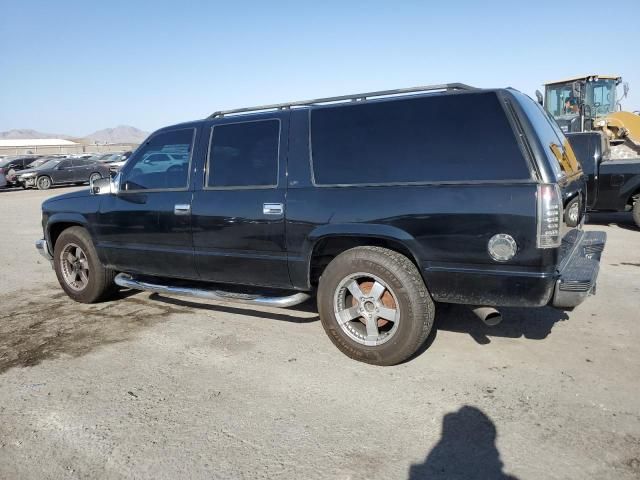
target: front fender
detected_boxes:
[623,175,640,206]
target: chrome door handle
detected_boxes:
[263,203,284,215]
[174,204,191,215]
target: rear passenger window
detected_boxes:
[121,128,193,191]
[311,92,530,185]
[207,120,279,188]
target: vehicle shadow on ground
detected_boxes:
[587,212,638,232]
[148,293,320,324]
[433,303,570,345]
[408,405,518,479]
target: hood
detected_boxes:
[17,167,40,176]
[42,189,91,207]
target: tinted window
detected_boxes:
[57,159,72,169]
[121,128,193,191]
[512,91,580,178]
[207,120,279,188]
[311,92,529,185]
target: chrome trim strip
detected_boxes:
[115,273,310,308]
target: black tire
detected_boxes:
[89,172,102,184]
[317,246,435,366]
[633,197,640,229]
[37,176,52,190]
[53,226,116,303]
[565,196,580,227]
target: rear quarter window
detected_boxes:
[511,91,581,178]
[310,92,530,185]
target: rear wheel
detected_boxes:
[317,246,434,366]
[37,176,51,190]
[53,226,116,303]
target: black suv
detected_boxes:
[36,84,606,365]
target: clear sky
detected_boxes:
[1,0,639,136]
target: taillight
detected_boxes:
[536,183,562,248]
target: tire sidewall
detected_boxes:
[318,250,432,365]
[53,228,105,303]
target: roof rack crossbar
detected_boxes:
[208,83,476,119]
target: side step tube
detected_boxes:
[114,273,311,308]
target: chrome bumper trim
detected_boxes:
[35,239,53,263]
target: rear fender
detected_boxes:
[293,223,423,289]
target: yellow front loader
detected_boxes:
[536,75,640,159]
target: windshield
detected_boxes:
[545,83,578,118]
[27,158,51,168]
[37,159,62,169]
[585,79,616,116]
[101,153,122,163]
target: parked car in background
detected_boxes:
[86,153,116,163]
[108,150,134,174]
[0,156,43,186]
[18,157,110,190]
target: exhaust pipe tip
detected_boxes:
[471,306,502,326]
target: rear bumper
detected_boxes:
[551,231,606,308]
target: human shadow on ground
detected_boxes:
[408,406,519,479]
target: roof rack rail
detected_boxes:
[208,83,476,119]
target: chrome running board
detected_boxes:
[115,273,311,308]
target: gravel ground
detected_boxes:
[0,186,639,480]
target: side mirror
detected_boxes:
[90,173,120,195]
[571,82,579,98]
[535,90,544,106]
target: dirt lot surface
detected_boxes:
[0,186,639,480]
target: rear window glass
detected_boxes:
[310,92,530,185]
[512,91,580,178]
[207,120,279,188]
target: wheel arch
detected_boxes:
[46,214,91,251]
[626,182,640,207]
[299,224,424,289]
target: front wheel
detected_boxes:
[53,226,116,303]
[37,176,51,190]
[317,246,435,366]
[89,172,102,184]
[565,197,580,227]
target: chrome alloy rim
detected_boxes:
[568,202,579,224]
[333,272,400,346]
[60,243,90,291]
